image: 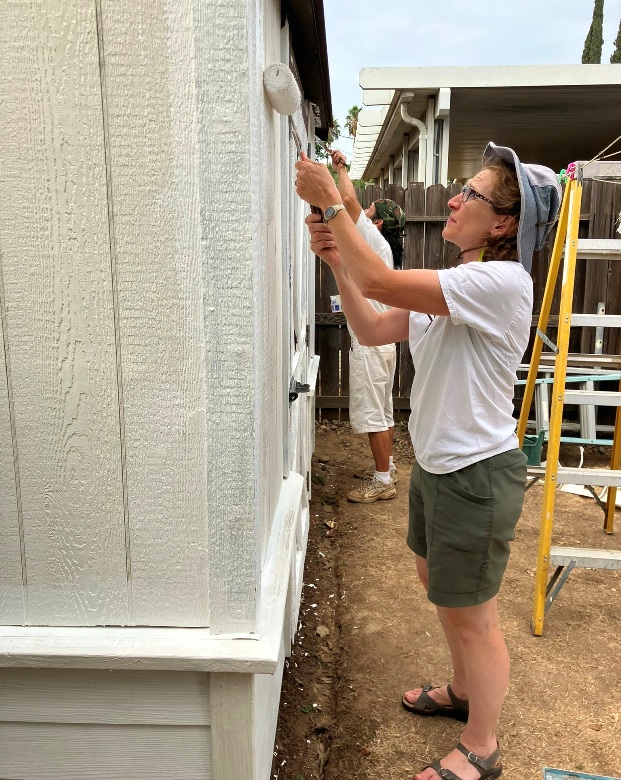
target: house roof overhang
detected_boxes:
[350,65,621,181]
[283,0,333,139]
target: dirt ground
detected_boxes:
[271,420,621,780]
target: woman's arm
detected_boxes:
[297,154,449,316]
[332,265,410,346]
[308,215,410,345]
[328,215,448,315]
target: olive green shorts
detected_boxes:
[407,449,527,608]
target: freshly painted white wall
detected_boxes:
[0,669,213,780]
[258,0,287,565]
[197,0,263,634]
[0,0,317,774]
[0,0,128,626]
[0,0,219,628]
[98,0,210,627]
[0,0,317,630]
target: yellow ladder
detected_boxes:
[516,171,621,636]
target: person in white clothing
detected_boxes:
[329,149,405,504]
[295,142,561,780]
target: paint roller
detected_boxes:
[264,65,325,218]
[263,63,301,116]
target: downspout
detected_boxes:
[400,97,427,186]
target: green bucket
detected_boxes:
[522,430,545,466]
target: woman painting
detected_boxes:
[295,142,561,780]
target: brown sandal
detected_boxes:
[401,683,469,723]
[421,741,502,780]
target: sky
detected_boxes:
[323,0,621,159]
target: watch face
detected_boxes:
[325,207,336,219]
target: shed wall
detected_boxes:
[0,0,128,626]
[0,668,213,779]
[98,0,210,627]
[0,0,318,776]
[0,0,314,631]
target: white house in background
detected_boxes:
[0,1,331,778]
[349,65,621,187]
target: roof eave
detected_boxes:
[284,0,333,139]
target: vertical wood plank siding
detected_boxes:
[99,0,209,626]
[0,0,314,632]
[0,0,128,624]
[0,282,24,624]
[197,0,261,632]
[315,180,621,415]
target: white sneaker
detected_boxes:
[354,463,398,483]
[347,476,396,503]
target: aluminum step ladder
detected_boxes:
[516,167,621,636]
[528,303,621,444]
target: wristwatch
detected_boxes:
[323,204,345,223]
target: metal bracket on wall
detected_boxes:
[289,378,310,404]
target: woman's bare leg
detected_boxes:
[403,555,468,708]
[415,596,507,780]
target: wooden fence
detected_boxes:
[315,178,621,418]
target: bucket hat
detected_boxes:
[373,199,406,232]
[483,142,561,274]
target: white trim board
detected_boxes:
[360,64,621,91]
[0,473,305,673]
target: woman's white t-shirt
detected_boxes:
[408,260,533,474]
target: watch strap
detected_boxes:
[323,204,345,223]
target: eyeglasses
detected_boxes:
[461,185,495,207]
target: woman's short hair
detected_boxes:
[481,161,521,263]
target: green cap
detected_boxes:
[373,199,406,231]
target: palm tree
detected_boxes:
[345,106,361,139]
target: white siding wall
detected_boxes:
[0,0,128,626]
[0,0,317,772]
[0,660,290,780]
[98,0,210,627]
[0,0,314,630]
[0,304,23,625]
[259,0,287,564]
[0,0,216,628]
[196,0,266,633]
[0,669,213,780]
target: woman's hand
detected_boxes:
[306,213,342,270]
[295,152,341,210]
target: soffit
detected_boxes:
[355,70,621,181]
[448,85,621,179]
